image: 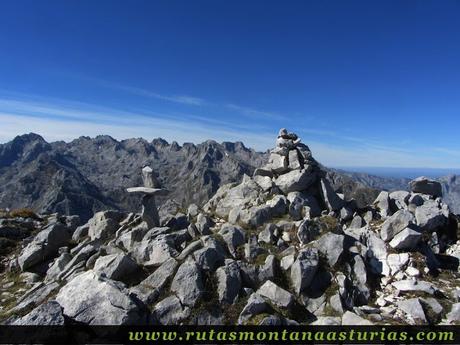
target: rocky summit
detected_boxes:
[1,129,460,326]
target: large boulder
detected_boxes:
[267,153,288,174]
[274,168,317,194]
[216,260,241,304]
[287,192,321,220]
[389,191,410,211]
[314,232,345,267]
[363,229,390,276]
[296,219,322,244]
[257,280,295,309]
[410,177,442,198]
[152,296,191,325]
[93,253,140,283]
[139,258,178,290]
[389,228,422,250]
[208,176,261,219]
[55,270,146,325]
[170,258,205,307]
[238,293,272,325]
[397,298,427,323]
[87,211,124,241]
[319,178,344,212]
[195,213,214,235]
[415,200,448,232]
[130,258,178,304]
[218,224,246,257]
[380,210,415,242]
[13,301,65,325]
[18,222,72,271]
[290,248,319,295]
[374,191,391,218]
[132,234,179,267]
[232,205,271,228]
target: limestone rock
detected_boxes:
[391,280,437,295]
[196,213,214,235]
[274,168,317,194]
[219,224,246,257]
[380,210,415,242]
[56,270,146,325]
[342,311,373,325]
[13,301,65,325]
[315,232,345,267]
[253,175,273,191]
[389,191,410,211]
[415,200,448,232]
[268,153,288,174]
[141,258,178,290]
[290,248,319,295]
[446,303,460,324]
[18,222,72,271]
[93,253,139,283]
[87,211,124,241]
[170,258,205,307]
[238,293,272,325]
[216,260,241,304]
[374,191,391,218]
[410,176,442,198]
[152,296,191,325]
[389,228,422,250]
[133,234,178,267]
[257,280,295,309]
[320,178,344,212]
[258,223,276,244]
[397,298,427,323]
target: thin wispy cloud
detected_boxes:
[226,103,284,120]
[93,80,207,106]
[74,76,287,120]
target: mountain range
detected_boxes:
[0,133,458,221]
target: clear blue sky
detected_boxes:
[0,0,459,168]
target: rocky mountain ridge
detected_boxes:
[1,133,458,222]
[1,129,459,327]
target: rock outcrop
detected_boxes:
[1,128,459,327]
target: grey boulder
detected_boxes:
[216,260,241,304]
[380,210,415,242]
[290,248,319,295]
[410,176,442,198]
[274,168,317,194]
[170,258,205,307]
[314,232,345,267]
[152,295,191,325]
[257,280,295,309]
[389,227,422,250]
[56,270,146,325]
[18,222,72,271]
[13,301,65,325]
[93,253,140,283]
[87,211,124,241]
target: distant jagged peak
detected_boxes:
[151,138,169,147]
[222,141,249,153]
[170,141,181,151]
[11,132,46,144]
[93,134,118,143]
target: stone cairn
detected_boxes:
[253,128,323,195]
[126,166,168,227]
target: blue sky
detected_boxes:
[0,0,459,168]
